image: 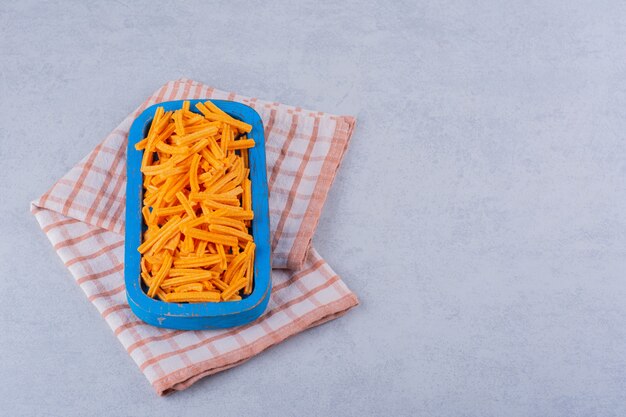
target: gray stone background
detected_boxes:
[2,1,626,416]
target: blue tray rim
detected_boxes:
[124,99,271,321]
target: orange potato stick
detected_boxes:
[152,123,177,145]
[203,100,229,116]
[199,169,226,189]
[147,192,164,224]
[223,153,237,168]
[141,162,180,179]
[141,270,152,287]
[165,291,221,303]
[200,148,224,169]
[233,157,246,185]
[163,232,181,252]
[181,119,220,130]
[148,176,174,213]
[141,256,150,274]
[241,148,249,168]
[179,234,191,255]
[145,185,159,197]
[140,124,175,169]
[230,258,248,287]
[150,109,173,139]
[154,205,185,217]
[176,126,219,146]
[207,242,218,254]
[165,139,210,169]
[163,174,191,203]
[242,179,251,211]
[173,111,185,136]
[169,268,219,277]
[199,203,213,217]
[185,228,238,247]
[135,107,164,151]
[201,198,244,212]
[184,119,219,131]
[220,186,243,198]
[216,243,227,270]
[176,191,196,219]
[204,170,238,194]
[195,102,252,133]
[154,163,193,178]
[209,224,253,242]
[147,251,173,298]
[221,278,247,300]
[149,220,187,256]
[206,135,224,159]
[179,215,209,232]
[141,206,151,225]
[244,252,254,295]
[155,141,190,154]
[173,283,204,293]
[143,227,157,243]
[206,216,247,231]
[137,215,182,254]
[190,192,240,205]
[197,168,215,184]
[219,209,254,220]
[196,239,208,256]
[154,122,177,142]
[173,254,222,268]
[137,110,173,152]
[227,139,255,150]
[243,241,255,254]
[221,123,230,154]
[224,252,248,284]
[215,178,241,195]
[150,175,166,187]
[141,156,174,175]
[183,111,204,123]
[167,279,208,291]
[162,275,214,289]
[189,152,201,193]
[210,208,230,218]
[185,138,210,158]
[135,137,149,151]
[210,278,229,291]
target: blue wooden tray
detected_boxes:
[124,100,271,330]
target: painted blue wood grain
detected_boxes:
[124,100,271,330]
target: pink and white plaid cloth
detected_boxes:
[30,78,358,395]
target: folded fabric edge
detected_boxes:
[285,116,357,270]
[30,202,360,397]
[155,293,359,395]
[27,97,151,236]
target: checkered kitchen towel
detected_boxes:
[30,78,358,395]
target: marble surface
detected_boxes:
[3,1,626,416]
